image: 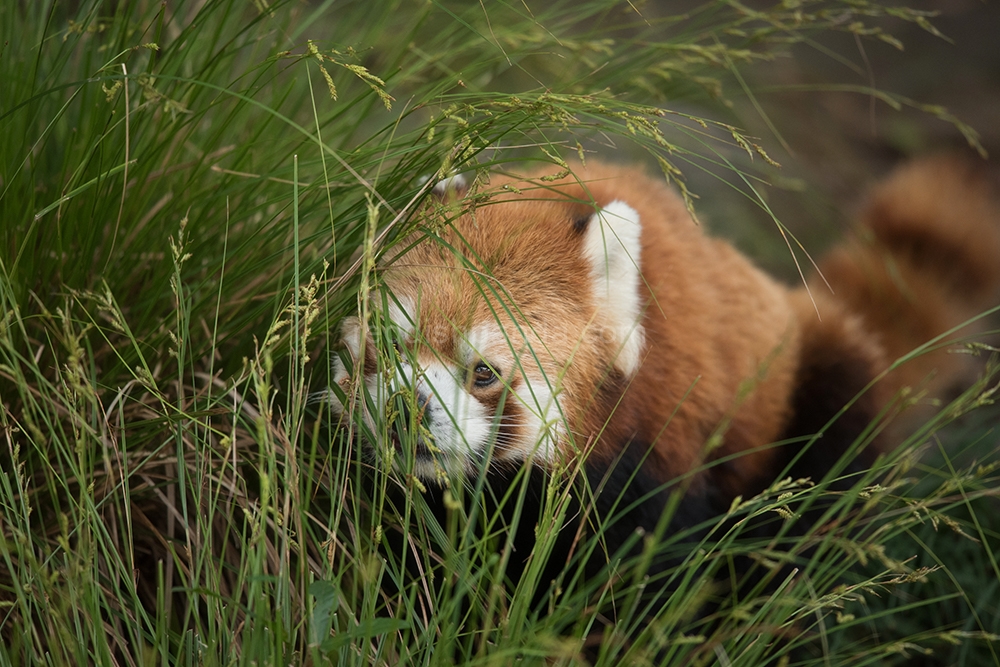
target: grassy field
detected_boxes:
[2,1,999,665]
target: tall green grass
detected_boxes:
[1,0,998,664]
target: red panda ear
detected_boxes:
[329,315,363,414]
[581,200,646,377]
[430,173,468,200]
[339,316,364,360]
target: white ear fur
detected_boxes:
[582,200,646,377]
[432,173,467,197]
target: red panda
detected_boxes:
[332,157,999,494]
[327,157,1000,619]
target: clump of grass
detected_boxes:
[1,0,997,665]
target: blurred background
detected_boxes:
[686,0,1000,278]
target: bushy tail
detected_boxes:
[814,156,1000,405]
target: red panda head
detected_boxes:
[330,172,648,481]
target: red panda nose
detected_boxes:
[394,389,432,451]
[411,389,432,420]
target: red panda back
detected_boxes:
[493,162,803,492]
[523,157,1000,497]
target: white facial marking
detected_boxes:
[582,200,646,377]
[408,360,491,478]
[462,322,561,466]
[461,323,506,366]
[512,373,562,464]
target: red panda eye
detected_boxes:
[472,361,499,388]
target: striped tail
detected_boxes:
[815,155,1000,406]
